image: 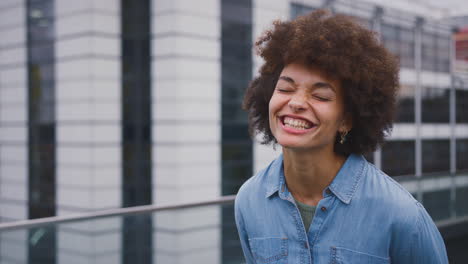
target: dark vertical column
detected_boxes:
[26,0,56,263]
[121,0,153,263]
[221,0,253,262]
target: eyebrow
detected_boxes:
[278,76,336,92]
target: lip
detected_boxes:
[278,115,317,135]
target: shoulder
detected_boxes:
[361,162,423,224]
[362,165,448,261]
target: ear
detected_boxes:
[339,113,353,133]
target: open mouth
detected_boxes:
[280,116,316,130]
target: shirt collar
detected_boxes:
[264,153,367,205]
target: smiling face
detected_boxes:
[268,63,351,152]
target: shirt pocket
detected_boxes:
[248,237,288,263]
[330,246,390,264]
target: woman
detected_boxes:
[235,10,448,264]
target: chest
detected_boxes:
[245,197,392,264]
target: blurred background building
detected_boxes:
[0,0,467,263]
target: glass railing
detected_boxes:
[1,173,468,264]
[0,196,244,264]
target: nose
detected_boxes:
[288,93,307,112]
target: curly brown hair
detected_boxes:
[243,9,400,155]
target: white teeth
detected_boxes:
[283,117,313,129]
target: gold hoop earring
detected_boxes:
[340,130,348,144]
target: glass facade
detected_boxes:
[422,189,451,221]
[26,0,57,263]
[422,140,450,174]
[381,140,416,176]
[396,84,415,122]
[221,0,253,196]
[291,3,316,18]
[456,139,468,171]
[27,0,56,221]
[422,86,450,123]
[456,89,468,123]
[221,1,253,263]
[121,0,153,263]
[456,187,468,217]
[422,30,450,73]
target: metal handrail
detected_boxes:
[0,195,236,231]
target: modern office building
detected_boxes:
[0,0,467,263]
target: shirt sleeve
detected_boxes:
[393,202,448,263]
[234,196,256,264]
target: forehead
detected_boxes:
[279,63,341,90]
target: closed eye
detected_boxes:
[314,96,331,101]
[276,88,293,93]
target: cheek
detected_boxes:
[317,104,344,126]
[268,95,280,116]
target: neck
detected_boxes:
[283,146,346,206]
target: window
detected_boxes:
[456,187,468,216]
[422,87,450,123]
[421,30,450,73]
[422,189,451,221]
[381,22,415,69]
[290,3,316,18]
[27,0,57,262]
[456,139,468,171]
[422,140,450,174]
[396,84,415,122]
[421,31,437,72]
[221,0,253,196]
[121,1,153,263]
[381,140,415,176]
[456,89,468,123]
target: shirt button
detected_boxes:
[304,242,308,249]
[321,206,327,212]
[325,189,331,195]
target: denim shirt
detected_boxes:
[234,154,448,264]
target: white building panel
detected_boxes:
[57,124,92,143]
[91,80,120,100]
[153,0,219,17]
[56,80,93,101]
[153,35,220,59]
[0,126,26,142]
[154,122,220,144]
[56,58,91,80]
[92,146,120,165]
[153,99,220,121]
[92,124,120,143]
[0,201,27,220]
[0,46,26,66]
[57,146,93,165]
[56,101,93,121]
[153,13,220,39]
[0,182,27,201]
[92,101,120,121]
[0,67,27,87]
[56,0,93,16]
[0,86,26,104]
[0,164,27,183]
[0,145,27,163]
[92,167,121,187]
[56,36,92,59]
[56,166,93,186]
